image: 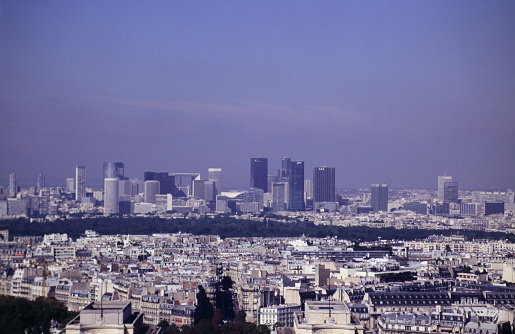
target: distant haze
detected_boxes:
[1,1,514,190]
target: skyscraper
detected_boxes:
[75,166,86,201]
[145,171,175,195]
[313,167,335,203]
[103,162,125,180]
[443,182,459,203]
[104,178,119,214]
[304,179,313,200]
[250,158,268,192]
[371,184,388,212]
[289,161,305,210]
[438,175,453,202]
[66,178,75,193]
[36,174,46,192]
[279,157,291,178]
[272,182,287,212]
[208,168,222,195]
[144,180,160,204]
[9,173,17,195]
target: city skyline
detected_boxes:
[1,1,514,190]
[0,160,512,192]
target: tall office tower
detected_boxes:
[104,178,119,214]
[304,179,313,200]
[204,180,216,201]
[371,184,388,212]
[250,158,268,192]
[193,180,205,199]
[75,166,86,201]
[115,162,125,179]
[279,157,291,178]
[144,171,175,195]
[443,182,459,203]
[118,179,132,197]
[507,189,514,203]
[66,178,75,193]
[272,182,287,212]
[130,178,144,196]
[36,174,46,192]
[313,167,335,203]
[438,175,453,202]
[208,168,222,195]
[268,175,278,193]
[9,173,17,195]
[103,162,125,179]
[289,161,305,210]
[144,180,160,204]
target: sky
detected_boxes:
[1,1,514,190]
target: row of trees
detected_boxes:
[1,216,514,242]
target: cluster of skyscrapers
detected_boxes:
[6,158,484,217]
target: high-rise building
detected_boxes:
[103,162,125,180]
[208,168,222,195]
[268,175,278,193]
[9,173,17,195]
[75,166,86,201]
[438,175,453,202]
[304,179,313,200]
[443,181,459,203]
[144,171,176,195]
[66,178,75,193]
[193,180,206,199]
[289,161,305,210]
[313,167,335,203]
[104,178,119,214]
[250,158,268,192]
[279,157,291,178]
[36,174,46,192]
[272,182,287,212]
[144,180,160,204]
[371,184,388,212]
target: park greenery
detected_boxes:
[1,216,514,242]
[0,296,77,334]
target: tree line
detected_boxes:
[1,216,514,243]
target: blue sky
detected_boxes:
[1,1,514,190]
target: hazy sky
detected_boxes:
[1,1,514,190]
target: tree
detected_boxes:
[194,285,214,325]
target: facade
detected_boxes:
[289,161,305,210]
[75,166,86,201]
[259,304,301,328]
[304,179,313,201]
[103,162,125,180]
[251,158,268,192]
[313,167,335,203]
[144,181,160,204]
[36,174,46,192]
[9,173,17,195]
[208,168,222,195]
[444,181,459,203]
[104,178,119,214]
[371,184,388,212]
[272,182,287,212]
[438,175,453,202]
[66,177,75,193]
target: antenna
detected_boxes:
[328,278,331,318]
[100,278,104,321]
